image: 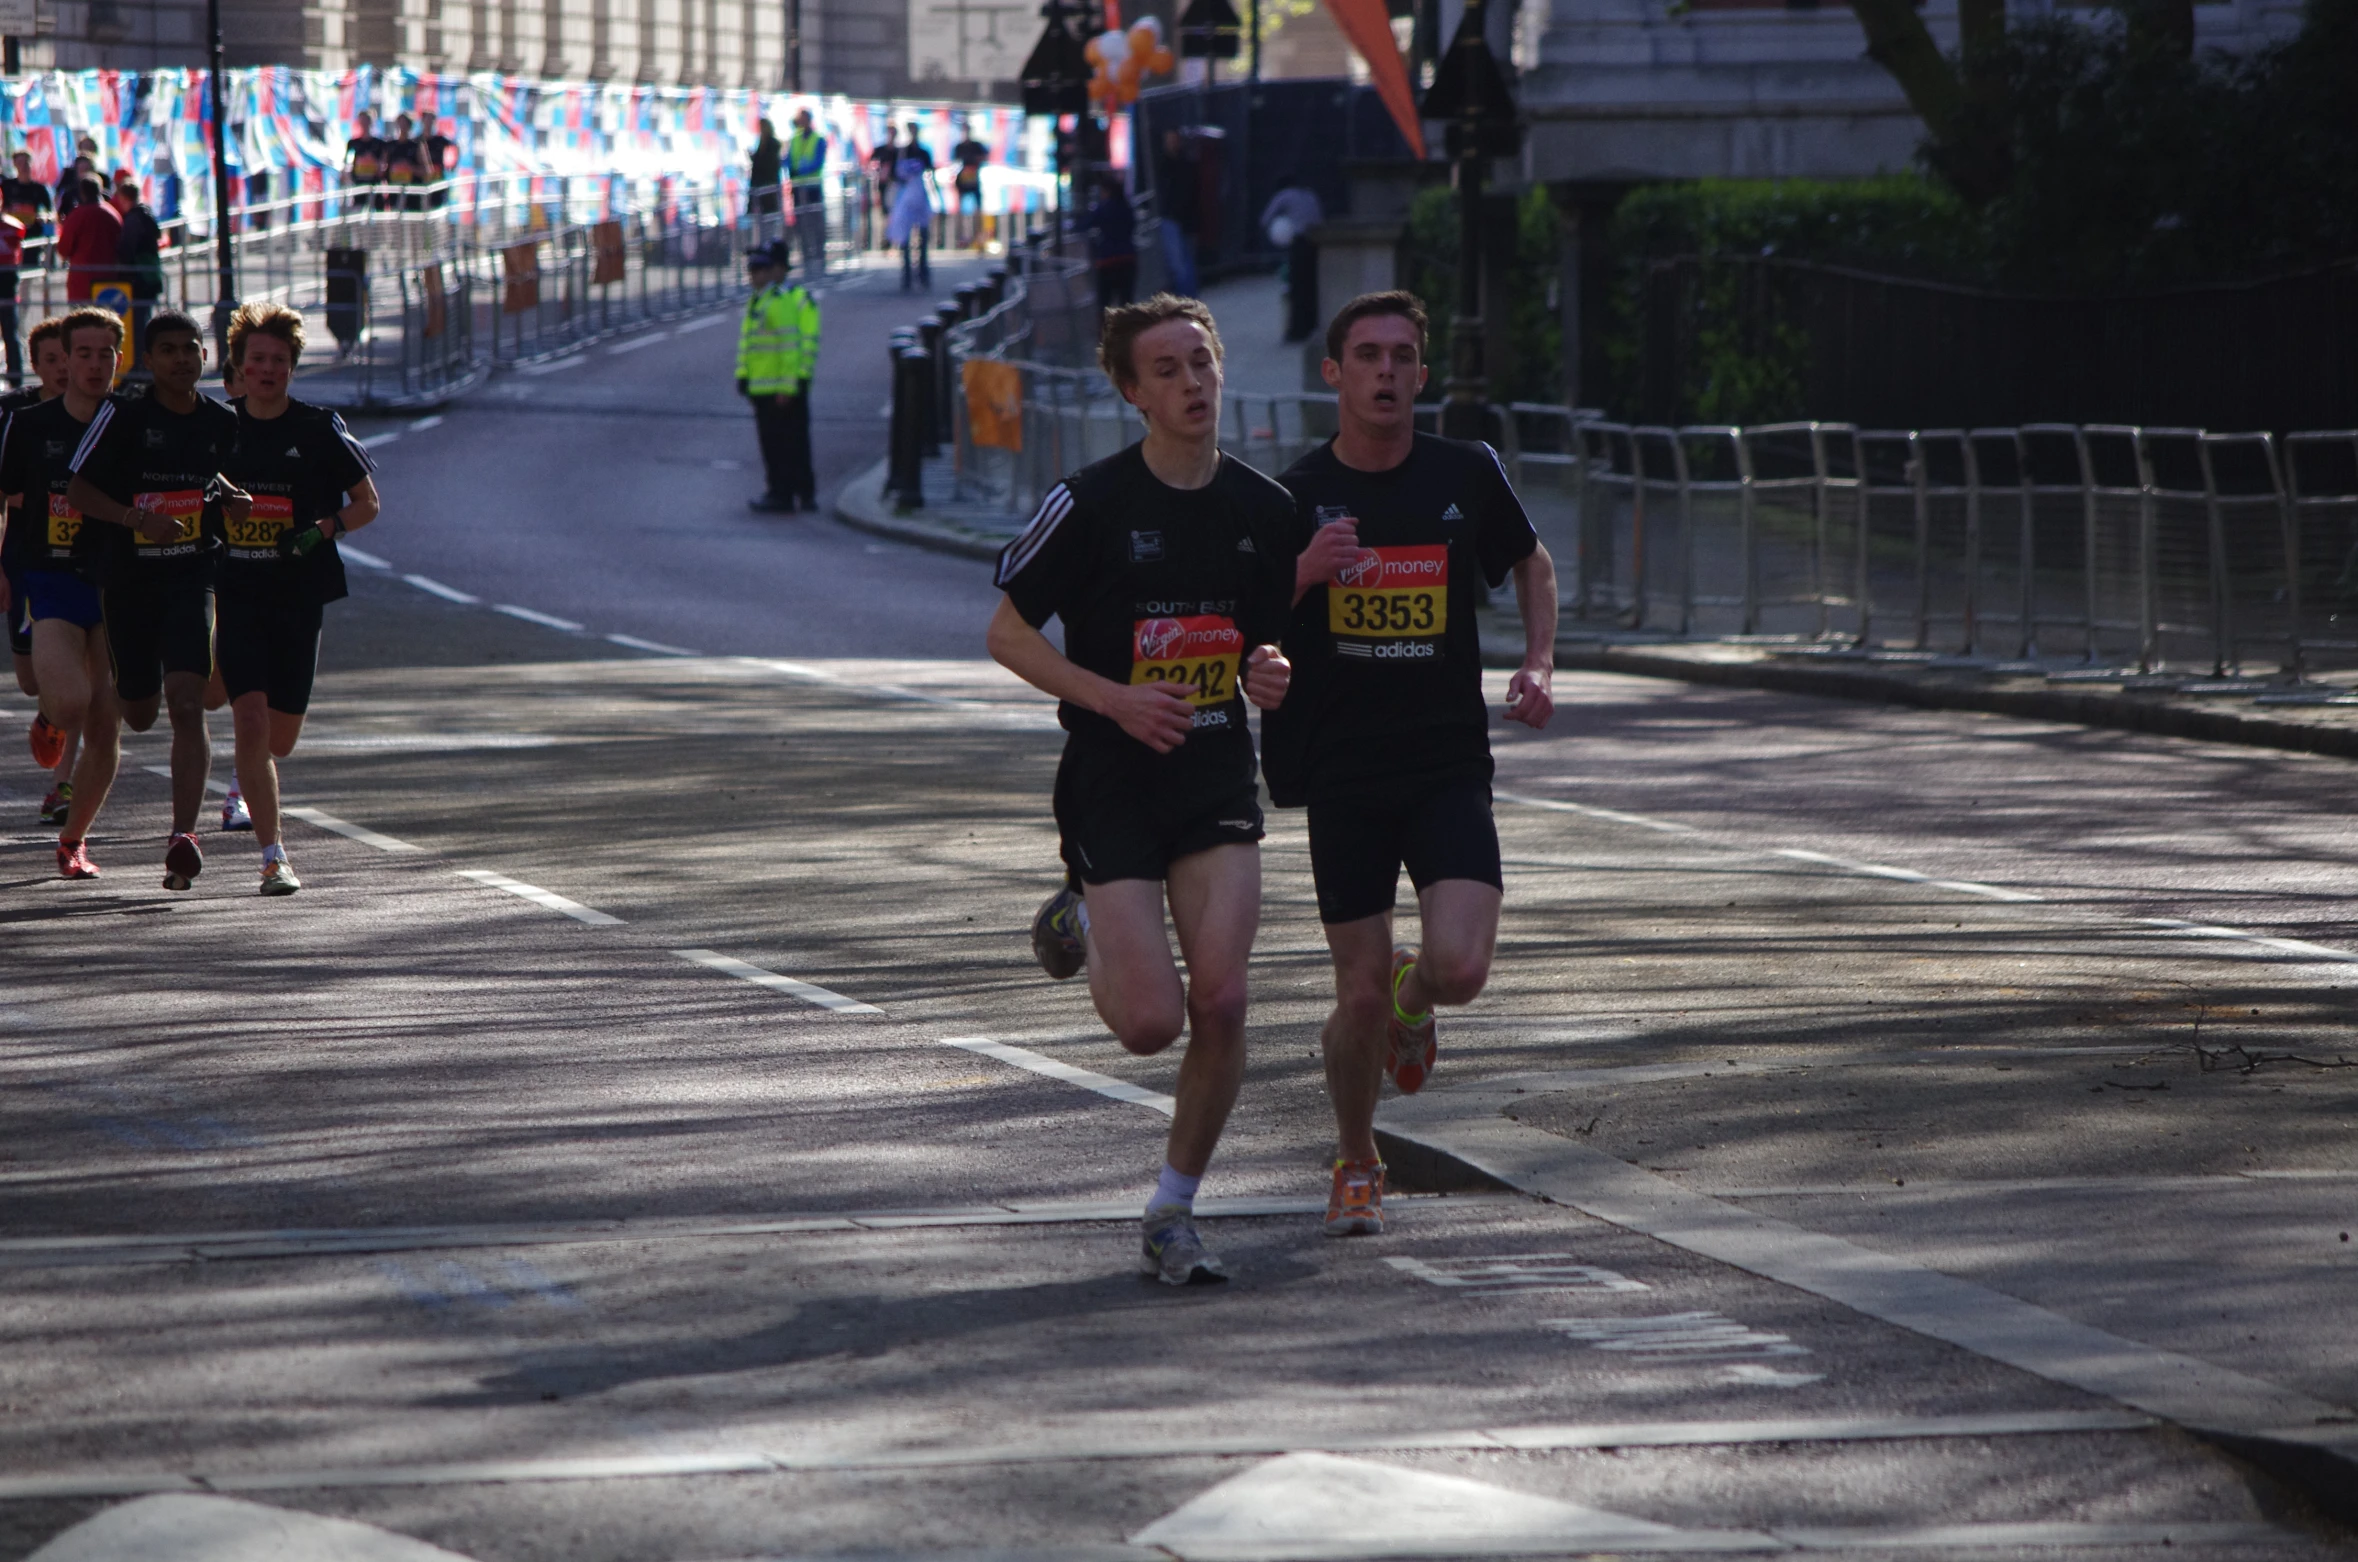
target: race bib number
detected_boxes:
[1131,614,1242,709]
[227,494,293,552]
[45,493,81,548]
[1330,546,1449,639]
[353,154,381,179]
[131,489,204,550]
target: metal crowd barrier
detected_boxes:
[1564,418,2358,680]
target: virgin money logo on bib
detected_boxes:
[1132,614,1244,709]
[1135,617,1186,661]
[1337,552,1385,589]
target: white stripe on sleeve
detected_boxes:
[994,482,1074,588]
[67,398,114,474]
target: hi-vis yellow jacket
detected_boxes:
[735,282,820,395]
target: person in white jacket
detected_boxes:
[887,126,937,292]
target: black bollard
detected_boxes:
[933,303,962,436]
[890,348,929,509]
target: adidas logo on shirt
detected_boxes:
[285,445,301,458]
[1236,536,1256,553]
[1440,503,1465,521]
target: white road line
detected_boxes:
[607,332,668,354]
[0,1410,2155,1502]
[283,807,421,854]
[673,948,883,1014]
[357,431,402,450]
[1775,848,2044,903]
[338,543,392,570]
[493,603,585,632]
[671,314,730,333]
[606,632,700,656]
[1495,791,1698,834]
[407,415,444,432]
[941,1035,1176,1116]
[2135,916,2358,964]
[515,355,586,376]
[453,869,621,925]
[402,573,477,604]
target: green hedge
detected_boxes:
[1399,184,1565,406]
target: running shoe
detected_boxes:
[1387,946,1438,1096]
[220,790,252,832]
[259,858,301,897]
[1140,1204,1228,1286]
[56,839,98,879]
[1031,885,1087,979]
[1325,1158,1387,1237]
[39,782,71,826]
[162,831,203,892]
[28,714,64,770]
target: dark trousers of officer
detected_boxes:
[753,389,814,508]
[793,189,826,278]
[0,299,19,386]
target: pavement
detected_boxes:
[3,251,2357,1560]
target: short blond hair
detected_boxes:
[1098,292,1224,392]
[227,302,305,367]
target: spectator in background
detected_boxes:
[344,111,384,208]
[113,174,162,344]
[750,118,783,236]
[0,210,22,386]
[384,114,424,212]
[55,176,120,303]
[865,124,900,251]
[1154,130,1200,297]
[1082,174,1136,313]
[55,156,96,220]
[5,152,53,241]
[420,116,454,208]
[949,117,989,250]
[887,126,935,292]
[152,150,182,225]
[785,108,828,279]
[1260,177,1325,342]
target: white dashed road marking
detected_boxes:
[673,948,883,1014]
[402,574,478,604]
[282,807,421,854]
[453,869,622,925]
[605,633,700,656]
[493,603,584,632]
[940,1036,1176,1116]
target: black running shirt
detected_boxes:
[0,395,97,577]
[1265,433,1538,806]
[0,384,40,576]
[996,442,1294,782]
[69,391,237,585]
[221,396,374,605]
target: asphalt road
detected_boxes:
[3,254,2356,1561]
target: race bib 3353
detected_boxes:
[1330,545,1449,639]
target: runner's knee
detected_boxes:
[1185,975,1248,1040]
[1109,1000,1186,1056]
[1416,945,1492,1007]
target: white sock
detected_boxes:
[227,783,242,803]
[1150,1164,1201,1213]
[262,843,286,865]
[1075,899,1091,939]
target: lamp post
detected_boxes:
[787,0,802,92]
[1019,0,1091,258]
[206,0,237,365]
[1419,0,1521,441]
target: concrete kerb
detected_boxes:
[1559,639,2358,762]
[1373,1086,2358,1527]
[832,454,1014,564]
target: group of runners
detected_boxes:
[990,288,1558,1282]
[1,303,379,893]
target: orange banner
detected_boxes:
[1322,0,1426,159]
[964,359,1024,452]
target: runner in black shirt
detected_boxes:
[0,310,121,876]
[217,303,379,895]
[988,294,1293,1286]
[67,309,244,892]
[5,318,80,826]
[1266,291,1558,1237]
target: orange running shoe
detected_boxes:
[1386,946,1438,1095]
[56,839,99,879]
[28,714,65,770]
[162,831,202,891]
[1325,1158,1386,1237]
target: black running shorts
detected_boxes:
[5,567,28,657]
[217,586,324,714]
[1306,772,1503,925]
[103,578,214,704]
[1052,740,1265,887]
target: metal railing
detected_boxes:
[1565,417,2358,682]
[6,169,765,407]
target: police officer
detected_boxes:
[736,241,821,514]
[785,109,829,280]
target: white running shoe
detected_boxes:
[1140,1205,1228,1287]
[221,791,253,832]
